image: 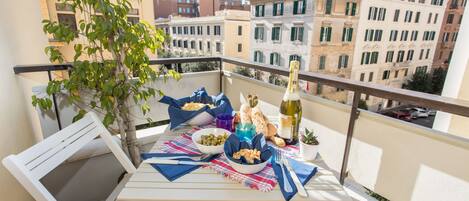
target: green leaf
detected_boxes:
[103,113,115,127]
[72,109,87,122]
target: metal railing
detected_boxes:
[14,56,469,185]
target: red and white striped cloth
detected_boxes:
[160,126,299,192]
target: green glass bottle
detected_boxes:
[278,60,302,145]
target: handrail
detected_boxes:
[14,56,469,185]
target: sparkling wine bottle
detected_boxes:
[278,60,302,145]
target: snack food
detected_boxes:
[182,102,215,111]
[232,149,261,164]
[198,133,228,146]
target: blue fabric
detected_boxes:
[271,150,318,201]
[223,134,272,164]
[159,87,233,129]
[141,153,218,181]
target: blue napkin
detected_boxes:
[159,87,233,129]
[224,134,272,164]
[271,151,318,201]
[141,153,218,181]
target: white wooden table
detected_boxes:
[117,126,353,201]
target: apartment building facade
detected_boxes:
[350,0,446,110]
[154,0,198,19]
[433,0,466,69]
[308,0,360,102]
[249,0,315,90]
[40,0,155,61]
[165,10,251,59]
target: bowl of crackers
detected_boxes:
[223,134,272,174]
[182,102,216,126]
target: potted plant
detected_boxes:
[33,0,180,166]
[300,128,319,161]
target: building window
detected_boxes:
[172,27,176,34]
[361,52,379,64]
[190,41,195,49]
[199,41,203,50]
[270,52,281,66]
[425,49,430,59]
[207,41,211,51]
[393,9,400,22]
[190,26,195,35]
[442,32,450,42]
[452,32,459,42]
[364,29,383,41]
[214,26,221,35]
[255,5,265,17]
[183,40,188,48]
[434,13,439,24]
[178,7,183,13]
[237,44,242,52]
[382,70,390,80]
[177,27,182,34]
[427,13,433,24]
[400,30,409,41]
[404,10,413,22]
[216,42,221,52]
[325,0,333,14]
[293,0,307,15]
[178,40,182,47]
[368,7,386,21]
[360,73,365,81]
[370,52,379,64]
[416,66,428,74]
[57,14,78,32]
[254,51,264,62]
[447,14,455,24]
[404,68,409,76]
[273,2,284,16]
[369,72,374,82]
[394,71,399,78]
[419,49,424,60]
[254,26,265,41]
[319,55,326,70]
[291,26,305,42]
[342,27,353,42]
[410,30,419,41]
[385,51,394,63]
[319,26,332,42]
[407,50,414,61]
[415,12,421,23]
[183,26,188,34]
[338,55,349,69]
[172,40,176,47]
[238,26,242,35]
[272,26,281,42]
[345,2,357,16]
[206,26,210,35]
[397,50,405,62]
[389,30,398,41]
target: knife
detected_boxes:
[283,159,308,198]
[143,159,210,166]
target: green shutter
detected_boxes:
[320,27,324,42]
[291,27,296,41]
[361,52,365,65]
[352,3,357,16]
[348,28,353,41]
[270,53,274,65]
[254,27,258,39]
[302,0,306,14]
[327,27,332,41]
[345,2,350,15]
[271,28,275,40]
[261,5,265,16]
[298,27,304,41]
[280,3,284,15]
[293,1,298,14]
[255,6,259,17]
[273,3,277,16]
[342,28,346,42]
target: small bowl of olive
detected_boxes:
[191,128,231,154]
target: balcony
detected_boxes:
[12,56,469,201]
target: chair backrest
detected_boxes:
[2,112,136,201]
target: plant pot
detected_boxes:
[300,141,319,161]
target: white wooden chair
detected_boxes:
[2,112,136,201]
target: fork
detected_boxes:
[145,154,211,162]
[274,150,293,193]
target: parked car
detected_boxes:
[428,109,437,116]
[383,111,412,121]
[410,107,429,118]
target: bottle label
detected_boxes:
[279,114,293,139]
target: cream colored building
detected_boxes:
[351,0,446,110]
[39,0,156,61]
[165,10,251,60]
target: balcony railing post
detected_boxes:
[339,91,361,185]
[47,70,62,130]
[219,58,223,94]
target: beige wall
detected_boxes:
[447,58,469,137]
[0,0,53,200]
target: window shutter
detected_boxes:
[291,27,296,41]
[255,6,259,17]
[270,53,274,65]
[361,52,365,65]
[345,55,349,68]
[280,3,284,15]
[342,28,346,42]
[273,4,277,16]
[271,28,275,40]
[262,5,265,16]
[302,0,307,14]
[299,27,304,41]
[327,27,332,41]
[348,28,353,41]
[352,3,356,16]
[293,1,298,14]
[320,27,324,42]
[345,2,350,15]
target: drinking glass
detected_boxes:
[216,113,234,131]
[235,123,256,142]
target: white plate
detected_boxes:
[191,128,231,154]
[224,153,270,174]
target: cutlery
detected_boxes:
[274,150,293,193]
[143,159,210,165]
[145,154,211,161]
[283,158,308,197]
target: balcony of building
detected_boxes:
[9,56,469,201]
